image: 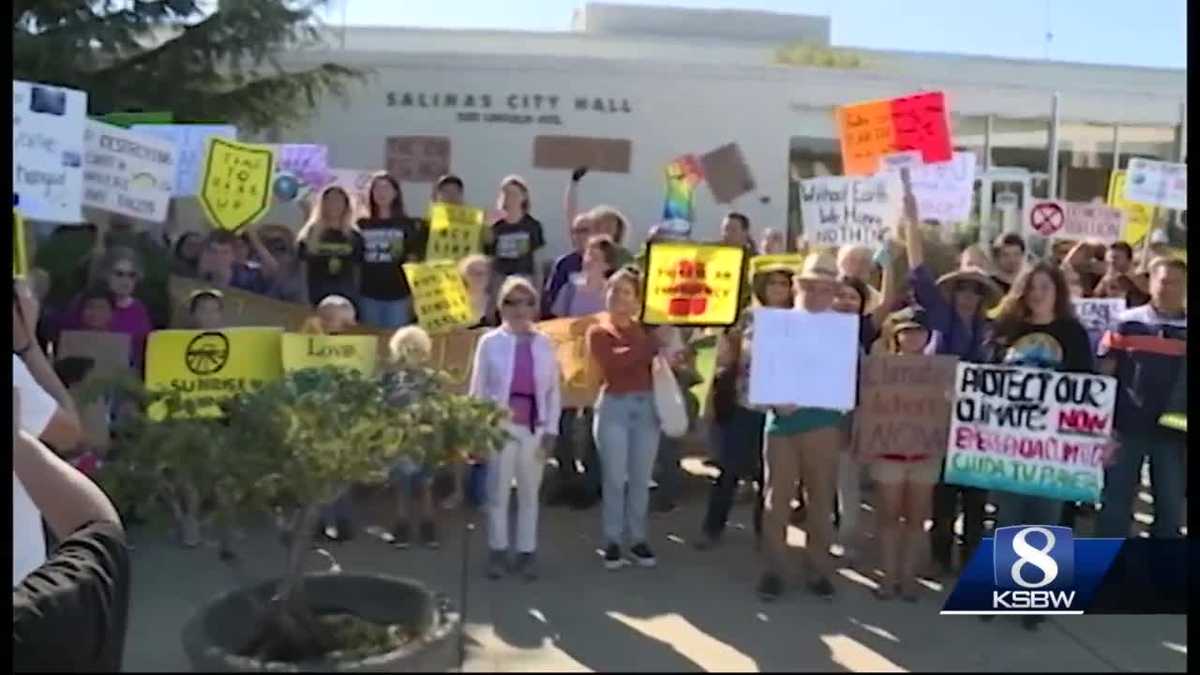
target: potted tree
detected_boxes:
[98,365,508,671]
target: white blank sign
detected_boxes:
[748,308,860,410]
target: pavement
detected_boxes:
[122,463,1188,672]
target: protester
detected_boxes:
[296,185,364,307]
[990,233,1026,294]
[588,268,668,570]
[62,247,154,371]
[721,212,758,256]
[1092,241,1151,307]
[171,231,206,277]
[543,212,592,318]
[471,277,562,580]
[195,229,270,295]
[1096,257,1187,539]
[458,254,500,328]
[13,390,130,672]
[837,244,883,313]
[1061,241,1105,298]
[985,261,1096,629]
[564,165,633,265]
[550,235,618,318]
[358,172,423,328]
[256,225,309,304]
[486,175,545,282]
[433,174,465,204]
[77,286,116,332]
[760,228,786,255]
[187,289,226,330]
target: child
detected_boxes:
[78,286,116,332]
[302,294,358,335]
[186,289,225,330]
[872,306,942,602]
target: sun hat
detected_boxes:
[795,250,840,284]
[935,266,1001,306]
[888,305,929,333]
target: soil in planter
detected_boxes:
[239,611,416,663]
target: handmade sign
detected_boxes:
[13,210,28,278]
[199,137,275,232]
[642,242,746,327]
[748,308,860,410]
[144,327,284,419]
[798,174,902,246]
[385,136,451,182]
[430,328,487,396]
[281,333,378,376]
[944,363,1117,502]
[853,354,959,462]
[884,151,976,223]
[1072,298,1126,354]
[749,253,806,278]
[131,123,237,196]
[82,120,177,223]
[1107,170,1155,246]
[662,155,703,225]
[168,275,312,330]
[836,91,951,176]
[1124,158,1187,210]
[537,314,603,409]
[57,330,133,450]
[699,142,756,204]
[267,144,329,201]
[403,261,475,335]
[532,135,632,173]
[313,168,376,208]
[13,80,88,222]
[1026,200,1125,242]
[426,202,485,261]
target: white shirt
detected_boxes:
[468,326,562,435]
[13,354,55,587]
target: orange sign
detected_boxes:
[837,91,951,176]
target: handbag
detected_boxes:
[652,356,690,439]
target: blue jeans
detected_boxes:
[1096,433,1185,538]
[593,391,660,546]
[990,490,1063,530]
[358,296,412,329]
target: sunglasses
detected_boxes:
[110,269,138,279]
[501,298,536,308]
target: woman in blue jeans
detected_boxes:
[587,268,674,570]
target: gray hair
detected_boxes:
[96,246,144,282]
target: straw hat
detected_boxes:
[887,306,929,333]
[935,266,1001,306]
[795,250,840,284]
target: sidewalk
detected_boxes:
[122,480,1187,672]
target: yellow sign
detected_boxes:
[199,138,275,232]
[403,261,475,335]
[749,253,806,278]
[145,327,284,419]
[1108,170,1155,246]
[642,242,746,326]
[13,209,28,278]
[426,202,485,261]
[537,314,604,408]
[282,333,378,376]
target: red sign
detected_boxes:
[837,91,952,176]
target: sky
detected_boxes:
[318,0,1187,69]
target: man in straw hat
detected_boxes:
[756,249,847,602]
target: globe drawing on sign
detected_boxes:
[1004,332,1064,370]
[273,174,301,201]
[185,331,231,376]
[129,172,158,191]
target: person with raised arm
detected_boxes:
[564,166,634,267]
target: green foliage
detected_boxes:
[12,0,366,132]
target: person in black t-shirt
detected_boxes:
[358,172,423,328]
[296,185,365,307]
[484,175,545,281]
[13,388,131,672]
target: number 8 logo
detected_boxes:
[1010,526,1059,589]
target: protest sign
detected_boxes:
[13,80,88,222]
[282,333,378,376]
[266,144,329,202]
[403,261,475,335]
[131,124,237,196]
[199,137,275,232]
[663,155,703,225]
[82,120,176,223]
[944,363,1117,502]
[13,210,28,278]
[883,151,976,223]
[1107,170,1156,246]
[426,202,485,261]
[1124,158,1187,210]
[1072,298,1125,353]
[1026,200,1125,243]
[836,91,952,176]
[532,135,632,173]
[537,314,603,409]
[852,355,958,462]
[313,168,376,208]
[385,136,451,183]
[57,330,133,450]
[430,328,486,396]
[699,142,756,204]
[748,308,859,410]
[168,275,312,330]
[642,242,746,327]
[749,253,806,278]
[145,327,284,419]
[799,174,902,246]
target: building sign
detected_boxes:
[384,91,634,126]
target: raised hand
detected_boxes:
[571,166,589,183]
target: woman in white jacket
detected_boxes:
[469,276,562,581]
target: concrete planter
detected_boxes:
[182,573,459,672]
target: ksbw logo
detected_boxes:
[991,526,1077,612]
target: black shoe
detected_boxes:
[514,552,538,580]
[1021,615,1046,631]
[756,573,783,602]
[392,521,412,549]
[419,521,438,549]
[807,577,836,600]
[603,543,624,570]
[630,542,657,568]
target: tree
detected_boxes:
[12,0,365,132]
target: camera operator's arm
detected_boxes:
[14,280,81,451]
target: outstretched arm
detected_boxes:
[564,166,588,234]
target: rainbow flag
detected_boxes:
[663,155,704,224]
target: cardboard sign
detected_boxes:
[532,135,632,174]
[430,328,486,396]
[13,80,88,222]
[168,275,312,330]
[403,261,475,335]
[944,363,1117,502]
[199,137,275,232]
[426,202,485,261]
[13,210,28,278]
[799,174,902,246]
[642,242,746,327]
[1124,158,1187,210]
[281,333,378,376]
[1072,298,1126,353]
[57,330,134,450]
[699,142,756,204]
[748,308,860,410]
[1107,170,1155,246]
[663,155,703,224]
[852,355,958,462]
[385,136,451,183]
[144,327,284,419]
[749,253,806,278]
[266,144,329,201]
[131,123,237,196]
[537,314,603,409]
[837,91,952,176]
[884,151,976,223]
[82,120,177,223]
[1026,200,1125,242]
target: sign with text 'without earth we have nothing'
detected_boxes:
[799,174,902,246]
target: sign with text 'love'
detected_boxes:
[281,333,378,376]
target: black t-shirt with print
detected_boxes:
[485,215,545,277]
[299,229,365,301]
[990,317,1094,373]
[358,217,423,301]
